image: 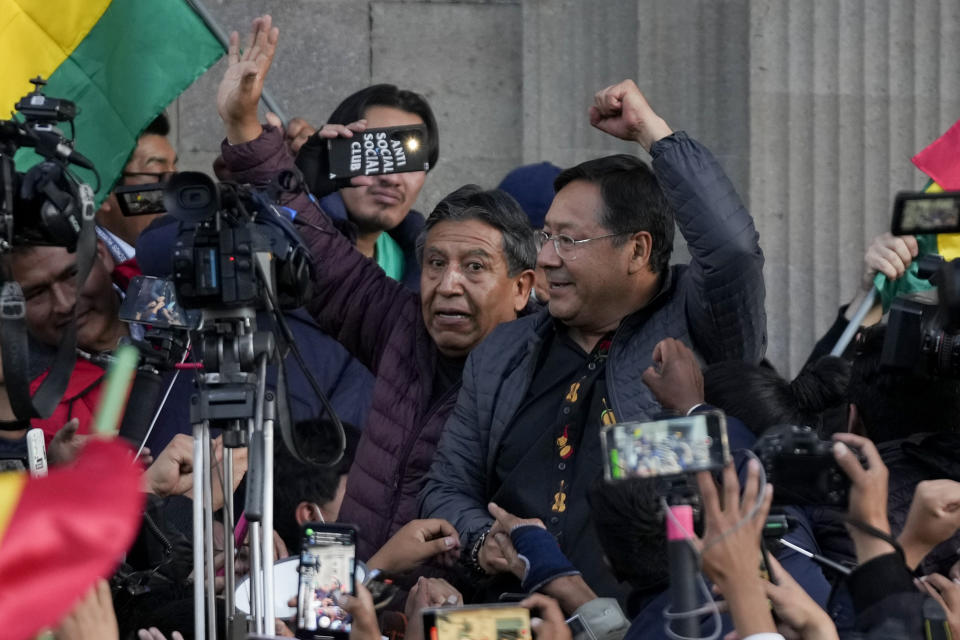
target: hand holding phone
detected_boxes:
[296,523,356,639]
[296,122,429,200]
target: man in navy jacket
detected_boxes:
[420,79,767,600]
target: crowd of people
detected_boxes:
[5,13,960,640]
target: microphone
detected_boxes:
[117,365,165,449]
[667,504,699,638]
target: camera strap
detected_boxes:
[845,517,906,562]
[1,183,97,420]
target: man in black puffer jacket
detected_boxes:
[420,79,766,601]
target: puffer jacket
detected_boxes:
[221,125,456,560]
[419,132,766,570]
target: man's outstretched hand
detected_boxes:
[366,518,460,573]
[218,14,279,145]
[589,79,673,152]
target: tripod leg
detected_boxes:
[222,443,236,638]
[202,425,216,640]
[192,421,206,640]
[249,520,264,634]
[261,391,276,633]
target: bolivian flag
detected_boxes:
[1,0,224,203]
[0,439,145,640]
[875,118,960,310]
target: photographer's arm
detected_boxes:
[831,432,895,564]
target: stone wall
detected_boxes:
[171,0,960,374]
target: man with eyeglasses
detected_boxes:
[95,113,177,263]
[421,79,766,602]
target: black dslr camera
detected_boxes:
[882,191,960,377]
[754,425,853,506]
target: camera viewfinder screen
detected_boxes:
[118,185,167,216]
[902,196,960,230]
[894,193,960,234]
[297,528,355,636]
[602,414,728,480]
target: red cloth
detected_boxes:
[113,257,141,292]
[912,118,960,190]
[29,359,105,444]
[0,439,145,640]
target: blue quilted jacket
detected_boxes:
[419,131,767,565]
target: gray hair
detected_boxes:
[416,184,536,276]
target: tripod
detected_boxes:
[190,307,277,640]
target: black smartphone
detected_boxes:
[891,190,960,235]
[601,411,730,480]
[118,275,201,330]
[296,523,357,640]
[327,125,429,180]
[114,182,167,217]
[422,604,531,640]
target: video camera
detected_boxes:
[114,171,316,450]
[162,171,313,312]
[881,191,960,376]
[0,77,96,253]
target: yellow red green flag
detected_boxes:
[1,0,224,202]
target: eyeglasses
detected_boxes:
[534,230,628,260]
[121,170,176,185]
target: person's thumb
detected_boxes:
[641,365,661,386]
[265,111,283,129]
[58,418,80,439]
[832,441,865,482]
[424,534,458,559]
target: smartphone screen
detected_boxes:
[296,524,356,639]
[118,275,200,330]
[422,605,531,640]
[326,125,429,180]
[601,411,730,480]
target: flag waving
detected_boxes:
[0,439,145,640]
[1,0,224,203]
